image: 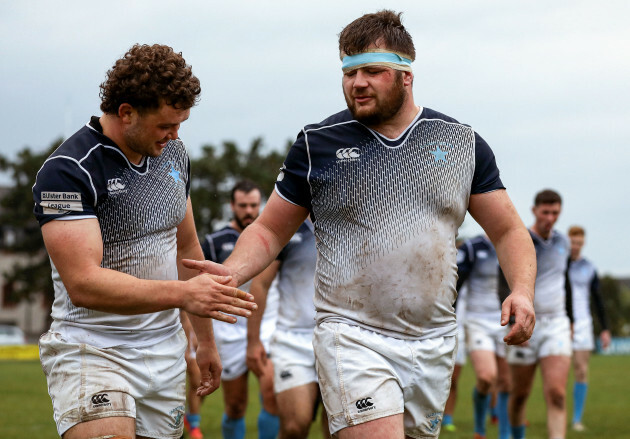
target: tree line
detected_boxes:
[1,138,629,337]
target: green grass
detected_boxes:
[1,355,628,438]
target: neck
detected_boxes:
[370,98,420,139]
[531,225,551,240]
[230,220,244,234]
[99,114,142,165]
[571,251,581,261]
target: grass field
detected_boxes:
[1,355,628,438]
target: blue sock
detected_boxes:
[186,413,201,429]
[258,408,280,439]
[443,414,454,425]
[573,382,588,424]
[511,424,526,439]
[490,398,498,419]
[222,413,245,439]
[497,392,510,439]
[473,388,490,435]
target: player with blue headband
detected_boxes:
[183,9,536,439]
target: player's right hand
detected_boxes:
[182,273,257,322]
[501,289,535,345]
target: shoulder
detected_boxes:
[303,109,356,133]
[206,226,239,244]
[419,107,463,126]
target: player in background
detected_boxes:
[457,235,511,439]
[506,189,573,439]
[184,10,536,439]
[441,282,467,433]
[198,180,280,439]
[33,44,256,439]
[567,225,611,432]
[247,220,331,439]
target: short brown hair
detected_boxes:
[338,10,416,60]
[230,180,262,202]
[568,225,585,237]
[534,189,562,206]
[100,44,201,114]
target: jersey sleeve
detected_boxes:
[274,131,312,210]
[201,236,217,262]
[471,132,505,194]
[456,240,474,291]
[589,271,609,330]
[33,157,98,226]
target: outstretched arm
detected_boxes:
[183,190,309,287]
[468,189,536,345]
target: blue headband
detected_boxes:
[342,51,413,73]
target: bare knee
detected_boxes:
[281,419,311,439]
[476,372,496,394]
[546,386,566,409]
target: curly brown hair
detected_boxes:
[99,44,201,114]
[338,10,415,60]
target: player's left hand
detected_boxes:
[246,339,268,377]
[195,341,222,396]
[501,288,536,345]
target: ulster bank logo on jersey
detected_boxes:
[336,147,361,162]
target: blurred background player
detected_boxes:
[442,281,467,433]
[506,189,573,439]
[567,225,611,432]
[191,180,280,439]
[247,220,331,439]
[457,235,511,439]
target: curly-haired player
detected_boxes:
[33,44,256,439]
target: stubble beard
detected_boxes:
[345,72,407,127]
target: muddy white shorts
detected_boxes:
[39,328,187,438]
[270,328,318,394]
[455,322,467,366]
[217,333,273,381]
[572,318,595,351]
[465,316,508,357]
[313,322,456,439]
[507,315,572,365]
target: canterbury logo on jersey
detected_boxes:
[91,393,111,407]
[107,178,126,194]
[355,397,375,412]
[336,147,361,161]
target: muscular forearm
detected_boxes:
[493,226,536,300]
[224,222,289,287]
[64,267,187,314]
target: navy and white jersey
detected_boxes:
[568,258,608,329]
[530,229,573,319]
[275,107,504,339]
[457,235,501,321]
[202,226,279,342]
[275,221,317,332]
[33,117,190,348]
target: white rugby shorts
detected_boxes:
[314,322,456,438]
[465,316,508,358]
[217,332,273,381]
[39,328,187,438]
[270,328,318,394]
[572,318,595,351]
[507,315,572,365]
[455,321,467,366]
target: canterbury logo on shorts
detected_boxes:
[91,393,112,407]
[355,397,375,412]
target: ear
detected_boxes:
[403,71,414,87]
[117,103,136,124]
